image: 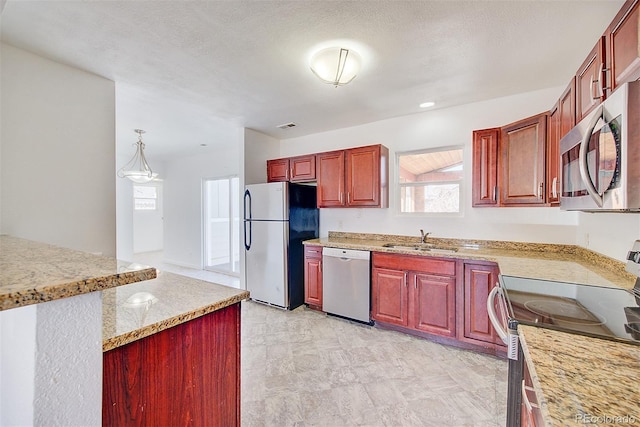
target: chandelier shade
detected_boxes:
[117,129,157,183]
[310,47,361,87]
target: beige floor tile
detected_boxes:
[241,300,507,427]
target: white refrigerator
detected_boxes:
[243,182,318,309]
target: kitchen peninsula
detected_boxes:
[0,235,248,426]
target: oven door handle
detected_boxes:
[578,104,605,207]
[487,285,509,345]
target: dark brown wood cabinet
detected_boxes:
[546,80,575,205]
[500,113,548,206]
[103,303,241,427]
[462,262,504,346]
[317,144,389,208]
[372,253,456,337]
[608,0,640,93]
[472,128,500,207]
[303,245,323,310]
[267,154,316,182]
[576,37,606,123]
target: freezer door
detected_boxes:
[245,182,288,221]
[245,220,288,308]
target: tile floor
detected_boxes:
[241,301,508,427]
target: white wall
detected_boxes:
[576,212,640,262]
[0,43,116,256]
[163,140,242,269]
[280,87,580,245]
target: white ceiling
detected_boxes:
[0,1,624,160]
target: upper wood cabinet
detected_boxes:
[500,113,548,206]
[267,154,316,183]
[267,158,289,182]
[316,150,346,207]
[317,144,389,208]
[576,37,606,122]
[546,80,575,205]
[608,0,640,92]
[472,128,500,207]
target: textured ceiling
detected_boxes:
[0,1,625,160]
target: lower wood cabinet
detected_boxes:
[463,261,505,347]
[303,245,323,309]
[371,252,505,354]
[372,253,456,338]
[103,304,241,427]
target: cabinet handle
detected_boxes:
[285,168,289,180]
[414,276,417,289]
[493,186,497,202]
[404,272,408,287]
[538,182,543,199]
[552,177,557,199]
[339,192,343,204]
[347,192,351,204]
[290,168,293,179]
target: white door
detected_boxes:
[204,177,240,275]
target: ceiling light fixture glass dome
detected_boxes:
[310,47,362,87]
[117,129,158,183]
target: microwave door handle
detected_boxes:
[487,285,509,345]
[578,104,604,208]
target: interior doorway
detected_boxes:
[203,176,240,276]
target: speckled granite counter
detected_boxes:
[519,325,640,426]
[0,235,157,311]
[304,232,635,289]
[102,271,249,351]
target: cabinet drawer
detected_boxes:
[304,245,323,259]
[372,252,455,276]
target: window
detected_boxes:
[397,147,464,214]
[133,185,157,210]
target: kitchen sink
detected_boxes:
[381,242,458,253]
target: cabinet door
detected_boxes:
[472,128,500,206]
[576,37,606,122]
[411,273,456,337]
[500,113,547,206]
[609,0,640,92]
[316,150,345,207]
[304,246,323,308]
[372,267,408,327]
[267,158,289,182]
[547,104,560,205]
[290,154,316,182]
[346,145,381,207]
[463,263,502,345]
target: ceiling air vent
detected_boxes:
[276,122,296,130]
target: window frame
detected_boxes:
[395,145,465,217]
[133,184,158,211]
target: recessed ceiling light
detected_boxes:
[200,144,207,147]
[420,101,435,108]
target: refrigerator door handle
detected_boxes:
[244,189,252,250]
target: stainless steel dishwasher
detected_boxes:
[322,247,371,323]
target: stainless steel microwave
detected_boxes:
[560,80,640,212]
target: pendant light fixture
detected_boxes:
[310,47,361,87]
[117,129,157,183]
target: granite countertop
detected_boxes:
[102,270,249,352]
[0,235,157,311]
[519,325,640,426]
[304,232,636,290]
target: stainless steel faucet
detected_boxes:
[420,229,431,244]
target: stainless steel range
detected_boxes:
[488,241,640,426]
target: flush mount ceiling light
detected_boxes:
[310,47,362,87]
[420,101,436,108]
[117,129,158,183]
